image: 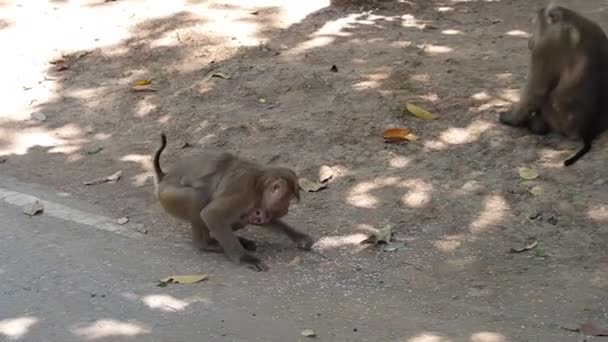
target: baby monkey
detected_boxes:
[499,4,608,165]
[153,134,314,271]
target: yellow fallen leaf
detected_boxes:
[383,128,418,142]
[134,79,151,86]
[406,103,438,120]
[259,98,267,104]
[518,167,538,180]
[159,274,208,285]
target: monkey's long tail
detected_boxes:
[564,139,591,166]
[154,133,167,181]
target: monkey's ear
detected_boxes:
[545,4,562,24]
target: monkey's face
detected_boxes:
[262,177,297,219]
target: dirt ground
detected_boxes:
[1,0,608,341]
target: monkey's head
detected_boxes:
[259,167,300,219]
[529,4,581,50]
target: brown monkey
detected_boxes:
[499,4,608,166]
[153,133,314,271]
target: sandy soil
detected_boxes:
[1,0,607,341]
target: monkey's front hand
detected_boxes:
[499,108,527,127]
[241,253,269,272]
[296,235,315,251]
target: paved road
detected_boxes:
[0,178,303,342]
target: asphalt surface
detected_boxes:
[0,178,303,342]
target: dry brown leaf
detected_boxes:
[383,128,418,142]
[84,170,122,185]
[509,238,538,253]
[318,165,335,183]
[23,200,44,216]
[301,329,316,338]
[131,85,157,92]
[211,72,231,79]
[360,225,393,244]
[158,274,209,286]
[107,170,122,183]
[31,113,47,122]
[55,64,69,71]
[580,322,608,336]
[49,57,66,65]
[299,178,327,192]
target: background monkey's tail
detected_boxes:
[154,133,167,182]
[564,139,591,166]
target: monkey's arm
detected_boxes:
[201,197,268,271]
[263,220,314,250]
[517,55,557,114]
[501,56,557,126]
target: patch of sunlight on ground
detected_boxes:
[121,154,154,187]
[588,205,608,221]
[400,179,433,208]
[315,232,368,251]
[346,177,399,209]
[0,317,38,340]
[505,30,530,38]
[407,332,452,342]
[72,319,149,340]
[0,0,328,122]
[0,127,87,156]
[469,195,507,234]
[424,120,494,150]
[470,332,506,342]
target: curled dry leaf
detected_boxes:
[360,224,393,245]
[301,329,317,338]
[49,57,66,65]
[23,200,44,216]
[134,79,152,86]
[85,146,103,155]
[211,72,231,79]
[406,103,438,120]
[529,185,544,196]
[31,112,47,122]
[383,128,418,142]
[131,85,157,92]
[518,167,538,180]
[55,64,69,72]
[383,241,406,252]
[158,274,208,286]
[318,165,335,183]
[299,178,328,192]
[509,238,538,253]
[84,170,122,186]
